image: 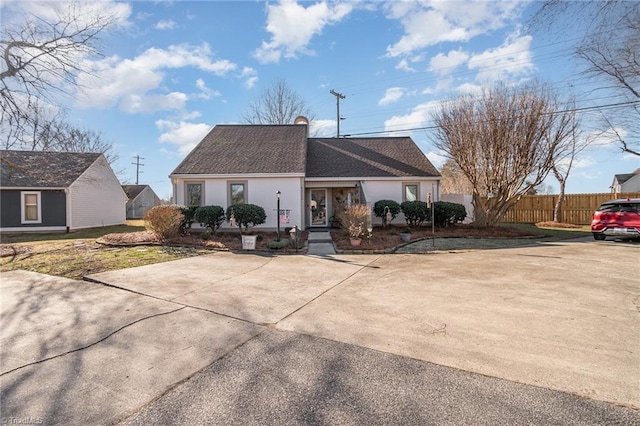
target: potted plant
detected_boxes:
[339,204,370,246]
[399,226,412,242]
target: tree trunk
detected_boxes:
[471,193,489,227]
[554,184,565,223]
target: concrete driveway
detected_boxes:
[1,238,638,424]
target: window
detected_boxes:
[229,181,247,205]
[403,183,419,202]
[21,191,41,224]
[186,183,203,206]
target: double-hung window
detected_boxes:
[21,191,41,224]
[403,183,419,202]
[186,183,203,206]
[229,181,247,205]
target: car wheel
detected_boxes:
[592,233,606,241]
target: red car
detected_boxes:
[591,198,640,240]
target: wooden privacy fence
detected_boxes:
[500,192,640,225]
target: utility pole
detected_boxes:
[132,155,145,185]
[329,89,346,138]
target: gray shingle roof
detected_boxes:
[170,125,440,179]
[0,150,101,188]
[306,138,440,178]
[122,184,148,200]
[171,125,308,175]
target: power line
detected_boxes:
[342,99,640,137]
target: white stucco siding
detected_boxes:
[69,156,126,229]
[173,175,305,230]
[362,178,440,225]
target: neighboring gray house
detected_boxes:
[0,150,127,232]
[611,168,640,194]
[170,118,441,230]
[122,184,161,219]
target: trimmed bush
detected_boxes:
[266,239,290,250]
[400,201,430,227]
[226,203,267,233]
[143,205,184,241]
[178,206,198,234]
[373,200,401,226]
[194,205,225,233]
[433,201,467,228]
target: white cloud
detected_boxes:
[384,1,523,58]
[121,92,187,114]
[468,32,534,83]
[155,19,176,30]
[195,78,221,100]
[384,101,441,135]
[310,119,335,137]
[6,0,132,29]
[426,151,448,169]
[239,67,258,89]
[156,120,212,155]
[76,43,237,111]
[455,82,483,96]
[253,0,353,63]
[395,59,416,72]
[378,87,405,106]
[429,49,469,75]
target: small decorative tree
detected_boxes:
[339,204,370,240]
[226,204,266,234]
[373,200,401,227]
[194,205,225,233]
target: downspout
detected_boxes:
[65,188,71,232]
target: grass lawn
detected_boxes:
[0,221,208,280]
[502,222,592,240]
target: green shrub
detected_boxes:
[266,239,289,250]
[200,231,211,240]
[373,200,401,226]
[433,201,467,228]
[400,201,430,227]
[194,205,225,233]
[226,203,267,233]
[143,205,184,241]
[178,206,198,234]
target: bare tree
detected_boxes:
[431,83,576,227]
[531,1,639,157]
[1,1,122,151]
[549,105,590,223]
[439,159,473,195]
[242,79,315,125]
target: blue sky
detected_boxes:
[3,0,637,199]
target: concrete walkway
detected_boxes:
[2,239,639,424]
[306,230,336,255]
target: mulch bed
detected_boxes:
[331,224,543,252]
[97,230,308,252]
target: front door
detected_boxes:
[310,189,327,227]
